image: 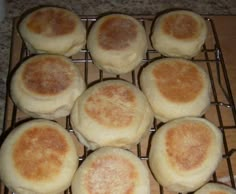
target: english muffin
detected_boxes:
[0,119,78,194]
[70,79,153,150]
[149,117,223,193]
[87,14,147,74]
[194,182,236,194]
[19,7,86,56]
[71,147,150,194]
[140,58,211,122]
[151,10,207,58]
[10,54,86,119]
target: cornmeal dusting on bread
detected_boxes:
[85,84,136,128]
[27,8,76,37]
[22,56,73,95]
[13,126,68,180]
[153,60,203,102]
[85,155,137,193]
[162,14,199,39]
[98,16,138,50]
[165,122,212,171]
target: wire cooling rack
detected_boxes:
[0,16,236,194]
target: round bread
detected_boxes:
[0,119,78,194]
[149,117,223,193]
[71,147,150,194]
[140,58,211,122]
[151,10,207,58]
[70,79,153,150]
[10,54,86,119]
[87,14,147,74]
[194,182,236,194]
[19,7,86,56]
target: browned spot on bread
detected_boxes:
[162,13,199,39]
[210,192,227,194]
[153,60,203,102]
[85,84,136,128]
[165,121,212,171]
[26,8,76,37]
[98,16,138,50]
[85,155,137,193]
[13,126,69,181]
[22,56,73,95]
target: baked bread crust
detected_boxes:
[140,58,211,122]
[151,10,207,58]
[0,119,78,194]
[149,117,223,193]
[70,79,153,150]
[71,147,150,194]
[10,54,85,119]
[87,14,147,74]
[19,7,86,56]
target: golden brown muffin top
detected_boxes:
[165,121,212,171]
[98,16,138,50]
[13,125,69,181]
[84,155,138,193]
[22,55,75,96]
[84,83,136,128]
[26,7,77,37]
[161,13,200,40]
[152,59,203,102]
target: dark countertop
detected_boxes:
[0,0,236,133]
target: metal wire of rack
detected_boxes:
[0,16,236,194]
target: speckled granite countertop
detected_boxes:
[0,0,236,132]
